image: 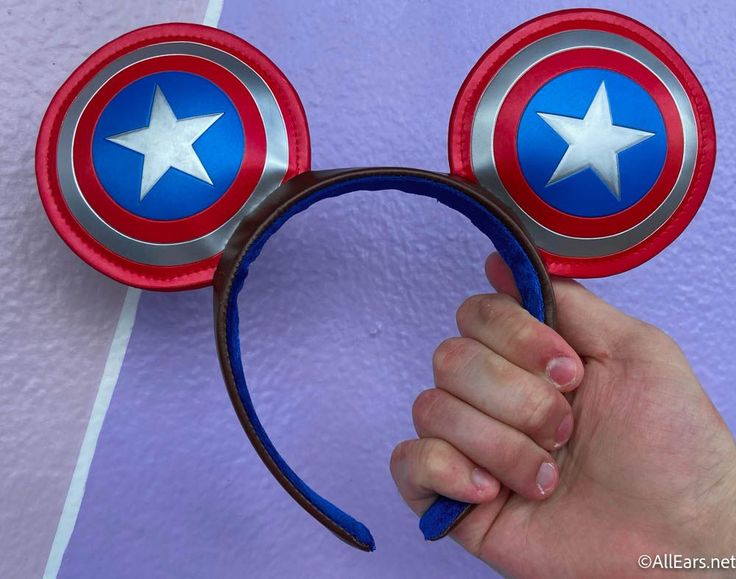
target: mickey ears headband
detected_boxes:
[36,9,715,551]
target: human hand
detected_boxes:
[390,252,736,577]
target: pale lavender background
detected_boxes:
[2,0,733,578]
[0,1,207,578]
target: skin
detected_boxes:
[390,252,736,578]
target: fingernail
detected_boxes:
[536,461,558,496]
[471,467,495,490]
[554,413,574,449]
[546,356,577,389]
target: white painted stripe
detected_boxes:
[43,2,224,576]
[42,287,142,579]
[203,0,224,27]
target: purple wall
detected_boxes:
[0,1,207,578]
[4,1,735,578]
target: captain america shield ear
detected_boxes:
[36,23,310,290]
[35,9,715,552]
[449,9,715,277]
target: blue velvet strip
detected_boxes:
[225,175,546,550]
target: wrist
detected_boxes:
[689,461,736,556]
[713,466,736,554]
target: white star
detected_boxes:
[537,82,654,200]
[106,86,223,201]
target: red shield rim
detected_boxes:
[449,9,716,278]
[36,23,310,290]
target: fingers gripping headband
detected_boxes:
[213,168,556,550]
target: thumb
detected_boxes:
[485,252,634,360]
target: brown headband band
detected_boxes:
[213,167,556,550]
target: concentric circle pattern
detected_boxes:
[36,23,310,289]
[449,9,715,277]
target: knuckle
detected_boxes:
[412,388,445,430]
[415,439,447,480]
[487,354,516,384]
[390,440,412,472]
[457,294,492,329]
[456,293,520,332]
[432,337,479,383]
[522,391,559,435]
[503,315,542,354]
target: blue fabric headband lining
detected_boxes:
[224,174,546,550]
